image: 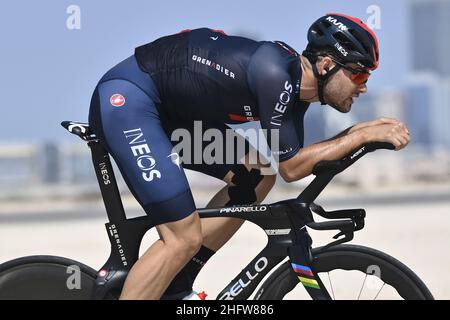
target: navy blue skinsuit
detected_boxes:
[89,28,310,225]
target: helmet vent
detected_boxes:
[333,32,357,52]
[349,29,369,53]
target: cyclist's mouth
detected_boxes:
[345,97,354,105]
[348,94,359,105]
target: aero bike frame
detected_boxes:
[62,121,393,300]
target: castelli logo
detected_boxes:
[110,94,125,107]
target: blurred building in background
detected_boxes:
[407,0,450,151]
[410,0,450,77]
[1,0,450,200]
[405,73,450,151]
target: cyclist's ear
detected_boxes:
[318,56,333,75]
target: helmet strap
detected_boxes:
[311,62,341,105]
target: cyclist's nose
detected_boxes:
[357,83,368,94]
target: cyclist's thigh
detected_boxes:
[170,122,274,205]
[166,121,254,181]
[89,79,196,225]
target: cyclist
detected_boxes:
[88,13,410,300]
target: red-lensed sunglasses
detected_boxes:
[332,59,371,85]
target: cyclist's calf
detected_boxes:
[120,211,202,299]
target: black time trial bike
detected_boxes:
[0,121,434,300]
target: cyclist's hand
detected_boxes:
[370,117,394,125]
[362,122,410,150]
[351,117,405,133]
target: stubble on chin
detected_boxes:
[326,97,352,113]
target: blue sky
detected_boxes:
[0,0,408,142]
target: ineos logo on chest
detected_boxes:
[270,80,293,126]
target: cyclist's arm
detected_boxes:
[278,130,366,182]
[245,43,406,182]
[324,117,404,143]
[279,119,410,182]
[323,126,353,142]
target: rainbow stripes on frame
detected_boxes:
[291,263,320,290]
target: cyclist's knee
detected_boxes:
[174,230,203,257]
[159,214,203,258]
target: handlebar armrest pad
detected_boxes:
[312,160,342,175]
